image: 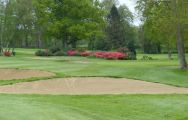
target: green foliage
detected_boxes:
[35,49,53,56]
[106,5,125,49]
[141,55,154,61]
[136,0,188,68]
[53,50,67,56]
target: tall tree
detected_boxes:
[48,0,105,49]
[172,0,187,69]
[0,0,5,53]
[136,0,187,69]
[106,5,125,49]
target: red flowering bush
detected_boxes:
[66,50,128,60]
[94,52,127,60]
[67,50,78,56]
[95,52,105,58]
[4,51,12,57]
[80,52,91,57]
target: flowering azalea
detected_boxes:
[67,50,128,60]
[80,52,91,57]
[67,50,78,56]
[4,51,12,57]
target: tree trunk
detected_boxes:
[62,35,68,50]
[172,0,187,69]
[175,24,187,69]
[167,42,172,60]
[37,33,41,48]
[168,49,172,60]
[25,35,29,48]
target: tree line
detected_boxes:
[0,0,187,69]
[0,0,136,56]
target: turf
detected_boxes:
[0,48,188,120]
[0,48,187,87]
[0,94,188,120]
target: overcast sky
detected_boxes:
[119,0,141,26]
[119,0,135,13]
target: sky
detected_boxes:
[119,0,141,26]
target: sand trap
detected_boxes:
[0,77,188,95]
[0,69,55,80]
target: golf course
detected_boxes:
[1,0,188,119]
[0,49,188,120]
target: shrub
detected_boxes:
[35,49,53,56]
[127,52,137,60]
[4,51,12,57]
[12,51,16,56]
[80,52,92,57]
[49,47,61,54]
[67,50,78,56]
[53,50,67,56]
[141,55,153,60]
[94,52,128,60]
[118,47,129,53]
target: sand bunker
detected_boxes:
[0,77,188,94]
[0,69,55,80]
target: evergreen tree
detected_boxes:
[106,5,125,49]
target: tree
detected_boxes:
[118,4,137,57]
[172,0,187,69]
[101,0,119,12]
[106,5,125,49]
[136,0,187,69]
[0,0,5,53]
[47,0,105,49]
[15,0,34,47]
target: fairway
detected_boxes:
[1,94,188,120]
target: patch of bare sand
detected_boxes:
[0,69,55,80]
[0,77,188,94]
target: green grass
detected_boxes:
[0,94,188,120]
[0,48,187,87]
[0,76,59,86]
[1,48,188,120]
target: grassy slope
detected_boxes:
[0,94,188,120]
[0,48,187,87]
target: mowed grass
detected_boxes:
[0,49,188,120]
[1,94,188,120]
[0,48,188,87]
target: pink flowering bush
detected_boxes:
[66,50,128,60]
[80,52,92,57]
[67,50,78,56]
[95,52,127,60]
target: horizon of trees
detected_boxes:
[0,0,136,51]
[0,0,187,69]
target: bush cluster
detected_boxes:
[35,47,132,60]
[35,50,53,56]
[35,47,66,56]
[66,50,128,60]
